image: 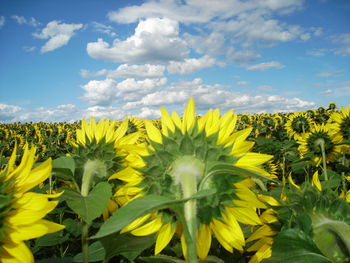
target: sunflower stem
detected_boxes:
[170,156,204,263]
[82,220,89,263]
[319,140,328,181]
[80,159,105,263]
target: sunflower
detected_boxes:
[246,209,278,263]
[72,117,142,175]
[72,117,144,215]
[112,98,275,260]
[297,124,343,165]
[0,144,64,263]
[329,106,350,152]
[285,112,315,140]
[125,116,147,142]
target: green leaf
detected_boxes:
[312,217,350,262]
[208,163,277,182]
[92,194,178,239]
[100,233,154,261]
[62,218,82,237]
[263,229,331,263]
[35,232,69,247]
[74,241,105,262]
[93,190,217,239]
[63,182,112,224]
[52,156,76,178]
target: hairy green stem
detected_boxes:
[319,140,328,181]
[80,159,106,263]
[82,221,89,263]
[170,156,205,263]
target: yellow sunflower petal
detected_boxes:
[1,241,34,263]
[197,224,211,260]
[131,216,163,236]
[182,97,195,133]
[145,120,162,144]
[155,222,176,254]
[160,106,175,136]
[312,171,322,191]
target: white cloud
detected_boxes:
[167,55,216,74]
[107,0,303,24]
[80,77,167,105]
[331,33,350,56]
[81,64,165,79]
[91,22,116,37]
[80,78,118,105]
[7,104,80,123]
[226,48,261,63]
[33,20,83,53]
[246,61,285,71]
[319,86,350,97]
[0,103,22,121]
[120,77,314,114]
[83,106,126,120]
[0,16,5,28]
[87,17,188,63]
[212,11,308,47]
[138,107,161,119]
[183,32,226,56]
[11,15,40,27]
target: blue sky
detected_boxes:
[0,0,349,122]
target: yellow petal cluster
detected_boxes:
[0,144,64,263]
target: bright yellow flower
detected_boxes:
[0,144,64,263]
[297,124,343,165]
[285,112,315,140]
[114,98,274,259]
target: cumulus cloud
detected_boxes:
[11,15,40,27]
[3,104,80,123]
[80,78,118,105]
[246,61,285,71]
[0,103,22,121]
[33,20,83,53]
[80,77,167,105]
[0,16,5,28]
[83,106,126,120]
[119,77,314,114]
[167,55,217,74]
[80,64,165,79]
[87,17,188,63]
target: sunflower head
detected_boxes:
[285,112,315,140]
[114,98,274,259]
[0,144,64,262]
[297,124,343,165]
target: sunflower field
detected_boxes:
[0,99,349,263]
